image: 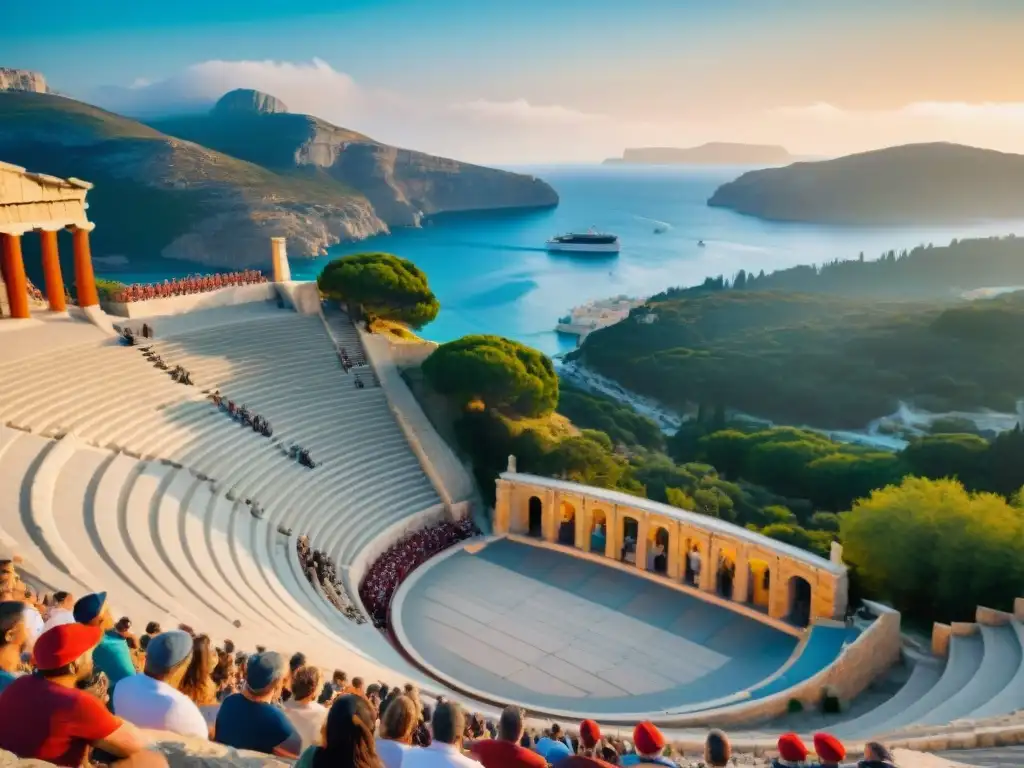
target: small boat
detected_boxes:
[697,239,706,247]
[546,228,620,254]
[653,225,667,234]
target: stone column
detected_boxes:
[543,489,557,542]
[494,480,512,535]
[699,536,715,593]
[1,233,30,319]
[634,513,649,571]
[271,237,291,282]
[733,545,750,604]
[667,522,683,581]
[72,227,99,308]
[768,567,789,620]
[606,505,618,559]
[39,230,67,312]
[576,498,588,551]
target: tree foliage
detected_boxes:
[840,476,1024,622]
[317,252,439,328]
[422,335,558,418]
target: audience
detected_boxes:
[404,701,479,768]
[112,271,267,303]
[558,720,611,768]
[376,694,418,768]
[773,733,808,767]
[112,630,209,740]
[813,733,846,768]
[43,591,76,631]
[284,666,329,751]
[297,537,364,622]
[360,519,478,627]
[0,623,151,766]
[294,694,379,768]
[535,724,573,764]
[620,722,675,768]
[859,741,897,768]
[704,730,731,768]
[73,592,136,692]
[214,651,301,758]
[470,706,546,768]
[179,634,216,707]
[0,601,28,692]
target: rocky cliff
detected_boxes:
[605,143,792,166]
[213,88,288,116]
[0,68,48,94]
[708,143,1024,224]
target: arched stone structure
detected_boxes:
[787,574,813,628]
[0,161,97,319]
[557,500,576,546]
[527,495,543,537]
[495,469,848,624]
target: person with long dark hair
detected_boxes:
[295,694,383,768]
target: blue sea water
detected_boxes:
[116,165,1024,356]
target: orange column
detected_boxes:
[1,233,30,319]
[40,230,67,312]
[72,227,99,308]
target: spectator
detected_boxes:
[859,741,896,768]
[404,701,478,768]
[214,651,301,758]
[145,622,162,638]
[0,623,150,766]
[704,730,731,768]
[179,634,216,706]
[376,694,417,768]
[536,724,573,764]
[22,601,45,651]
[73,592,136,691]
[211,651,238,701]
[112,630,209,740]
[223,639,235,655]
[284,666,329,751]
[0,601,29,692]
[812,733,846,768]
[44,591,76,631]
[294,694,379,768]
[349,675,368,701]
[413,702,433,748]
[559,720,613,768]
[621,723,675,768]
[469,705,546,768]
[773,733,808,767]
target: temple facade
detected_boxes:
[0,160,98,319]
[495,464,848,626]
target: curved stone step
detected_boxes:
[967,620,1024,719]
[835,657,944,739]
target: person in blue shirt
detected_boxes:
[620,722,677,768]
[215,651,302,758]
[72,593,136,692]
[535,723,574,763]
[0,601,29,693]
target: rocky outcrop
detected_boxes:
[0,68,47,94]
[606,143,792,166]
[212,88,288,116]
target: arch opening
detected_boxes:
[590,509,608,555]
[648,525,669,574]
[620,516,639,563]
[788,574,812,627]
[683,538,704,587]
[527,496,543,538]
[716,547,737,599]
[558,500,576,546]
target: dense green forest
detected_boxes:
[656,235,1024,301]
[573,289,1024,428]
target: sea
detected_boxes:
[109,164,1024,357]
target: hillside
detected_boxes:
[707,143,1024,224]
[0,89,557,270]
[570,289,1024,429]
[604,142,792,166]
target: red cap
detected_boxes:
[813,733,846,764]
[633,721,665,755]
[33,623,103,671]
[579,720,601,749]
[778,733,808,762]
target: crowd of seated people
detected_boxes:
[359,518,478,628]
[111,271,268,303]
[119,324,154,347]
[0,557,899,768]
[209,392,275,439]
[297,536,365,624]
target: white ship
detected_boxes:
[545,229,620,253]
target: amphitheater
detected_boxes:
[2,161,1023,766]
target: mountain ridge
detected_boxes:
[604,142,792,166]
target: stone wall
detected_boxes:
[104,284,278,319]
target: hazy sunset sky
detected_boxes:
[6,0,1024,163]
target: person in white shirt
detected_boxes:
[283,666,328,750]
[402,701,479,768]
[688,547,702,585]
[375,694,417,768]
[43,591,76,632]
[112,630,209,740]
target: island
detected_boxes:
[0,78,559,270]
[604,142,793,166]
[707,142,1024,224]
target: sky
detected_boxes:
[6,0,1024,164]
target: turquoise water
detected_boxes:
[119,165,1024,356]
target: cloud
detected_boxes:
[85,59,1024,164]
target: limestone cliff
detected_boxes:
[0,68,47,94]
[213,88,288,116]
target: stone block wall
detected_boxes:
[933,623,952,657]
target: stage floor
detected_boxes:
[397,539,797,714]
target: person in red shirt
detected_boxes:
[469,706,546,768]
[0,623,150,767]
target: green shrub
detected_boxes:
[787,698,804,714]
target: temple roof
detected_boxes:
[0,160,94,235]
